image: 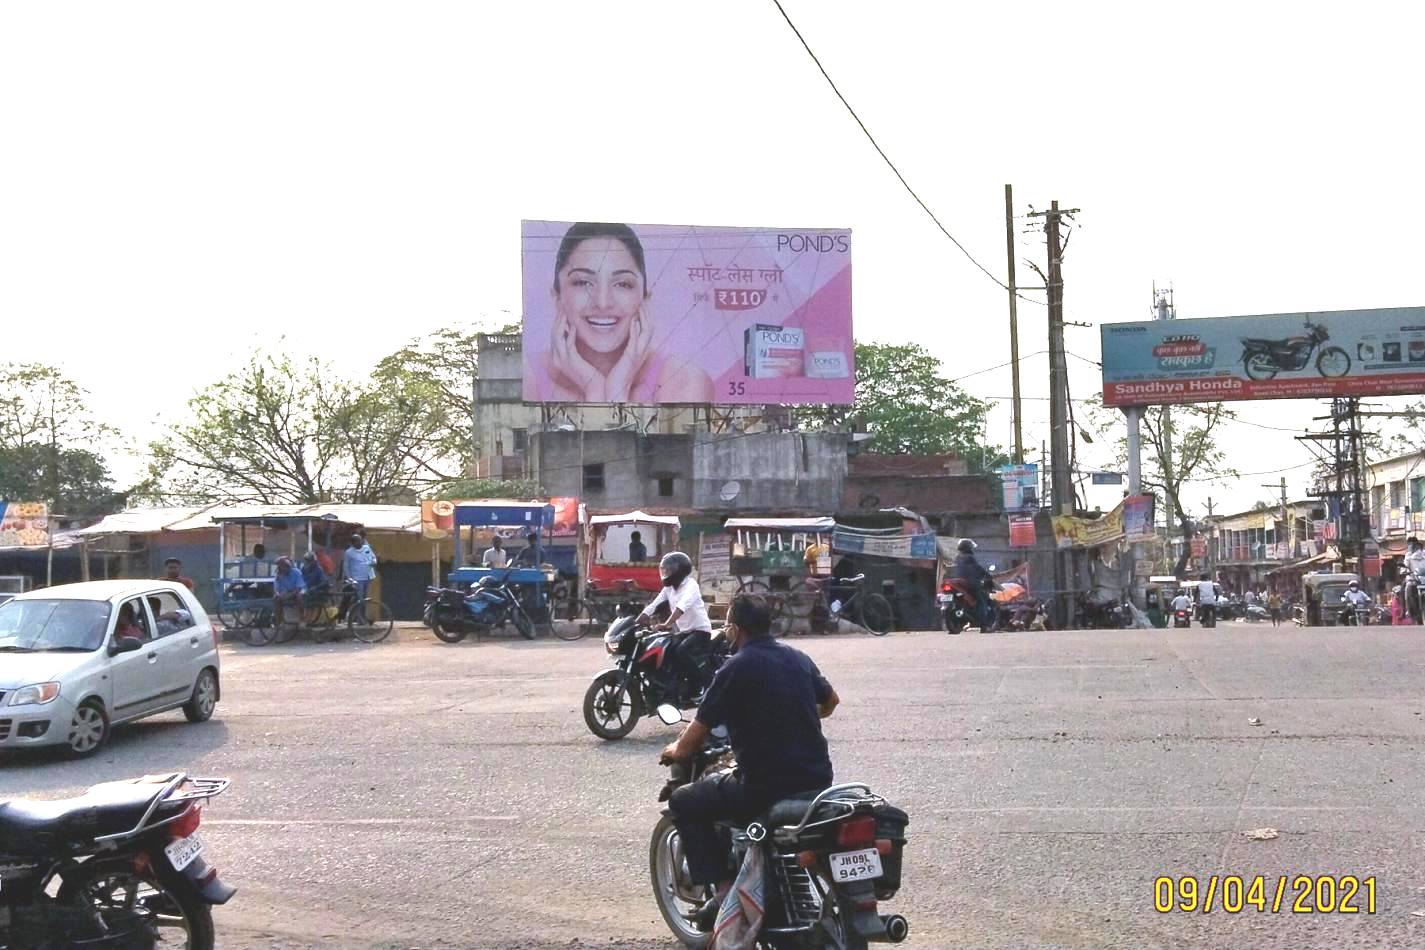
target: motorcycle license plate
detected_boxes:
[828,848,882,883]
[936,593,952,605]
[164,833,205,871]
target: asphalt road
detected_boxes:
[4,622,1424,950]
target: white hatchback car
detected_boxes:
[0,580,221,757]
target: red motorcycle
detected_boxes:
[582,613,728,740]
[937,578,980,634]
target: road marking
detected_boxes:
[207,816,518,826]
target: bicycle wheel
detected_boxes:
[555,601,592,641]
[348,598,394,643]
[857,593,894,635]
[273,619,299,644]
[248,608,277,645]
[783,580,819,619]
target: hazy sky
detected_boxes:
[4,1,1422,515]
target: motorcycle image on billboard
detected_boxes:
[1100,307,1425,407]
[520,220,854,406]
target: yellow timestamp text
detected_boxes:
[1153,875,1376,914]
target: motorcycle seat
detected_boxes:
[0,782,178,852]
[759,789,858,828]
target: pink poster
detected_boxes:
[521,220,854,405]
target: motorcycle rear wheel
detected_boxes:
[583,671,643,740]
[58,859,215,950]
[431,618,467,643]
[944,607,966,634]
[649,815,713,949]
[512,608,536,640]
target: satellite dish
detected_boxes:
[719,480,741,503]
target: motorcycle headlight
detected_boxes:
[9,682,61,706]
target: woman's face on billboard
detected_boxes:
[553,237,647,355]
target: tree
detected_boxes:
[1092,399,1238,575]
[430,476,545,501]
[147,353,463,505]
[374,321,520,468]
[0,363,119,516]
[799,341,1008,469]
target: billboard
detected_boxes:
[1101,307,1425,407]
[0,500,49,548]
[996,464,1039,511]
[521,220,853,405]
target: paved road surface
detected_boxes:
[4,624,1424,950]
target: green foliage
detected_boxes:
[0,363,119,515]
[801,341,1006,469]
[429,477,545,501]
[147,352,462,505]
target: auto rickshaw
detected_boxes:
[1299,572,1359,626]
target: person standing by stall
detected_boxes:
[343,533,378,605]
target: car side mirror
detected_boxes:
[109,636,144,656]
[655,704,683,726]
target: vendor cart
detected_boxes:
[448,502,558,633]
[576,510,680,629]
[725,517,837,634]
[212,511,355,632]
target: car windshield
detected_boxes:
[0,599,111,652]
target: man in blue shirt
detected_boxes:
[342,533,377,601]
[272,557,307,627]
[660,595,840,919]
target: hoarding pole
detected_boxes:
[1005,184,1023,464]
[1126,406,1145,605]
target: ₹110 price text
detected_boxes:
[1153,875,1376,914]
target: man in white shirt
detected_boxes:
[1344,580,1372,610]
[1195,573,1221,624]
[482,535,510,569]
[1170,590,1193,613]
[638,552,714,702]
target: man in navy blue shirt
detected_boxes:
[660,595,840,919]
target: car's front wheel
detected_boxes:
[183,668,219,723]
[67,699,109,757]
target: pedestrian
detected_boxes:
[1266,588,1282,626]
[482,535,509,568]
[342,533,378,604]
[161,557,195,592]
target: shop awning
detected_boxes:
[588,510,681,528]
[723,517,836,533]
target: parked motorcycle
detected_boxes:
[425,570,535,643]
[1076,593,1126,629]
[1240,319,1351,380]
[582,614,729,740]
[649,705,910,949]
[0,772,234,950]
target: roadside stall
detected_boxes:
[448,501,558,625]
[725,516,837,632]
[578,510,680,623]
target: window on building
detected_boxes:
[1390,480,1405,508]
[1412,476,1425,512]
[657,475,675,498]
[511,428,528,453]
[583,463,605,492]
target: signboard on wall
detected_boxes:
[997,464,1039,511]
[1101,307,1425,407]
[0,500,50,548]
[1051,495,1156,549]
[521,220,854,406]
[1008,516,1037,548]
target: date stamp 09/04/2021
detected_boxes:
[1154,875,1377,915]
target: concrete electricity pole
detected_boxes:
[1030,200,1079,624]
[1005,184,1023,464]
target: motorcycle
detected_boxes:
[424,570,535,643]
[582,614,729,740]
[649,705,910,949]
[0,772,234,950]
[1172,606,1192,628]
[1339,603,1373,626]
[1076,593,1125,629]
[936,578,977,634]
[1240,319,1351,381]
[1198,602,1218,628]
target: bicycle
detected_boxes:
[343,580,395,643]
[822,574,895,635]
[250,580,394,645]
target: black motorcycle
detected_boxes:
[649,706,910,949]
[0,772,234,950]
[1240,319,1351,380]
[582,614,728,740]
[424,570,536,643]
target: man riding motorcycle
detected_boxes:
[637,552,715,704]
[951,538,998,632]
[1403,536,1425,622]
[660,595,841,932]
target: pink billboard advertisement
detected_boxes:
[521,220,854,405]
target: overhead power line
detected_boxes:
[768,0,1043,306]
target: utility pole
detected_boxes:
[1029,199,1079,625]
[1005,184,1023,463]
[1262,476,1289,560]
